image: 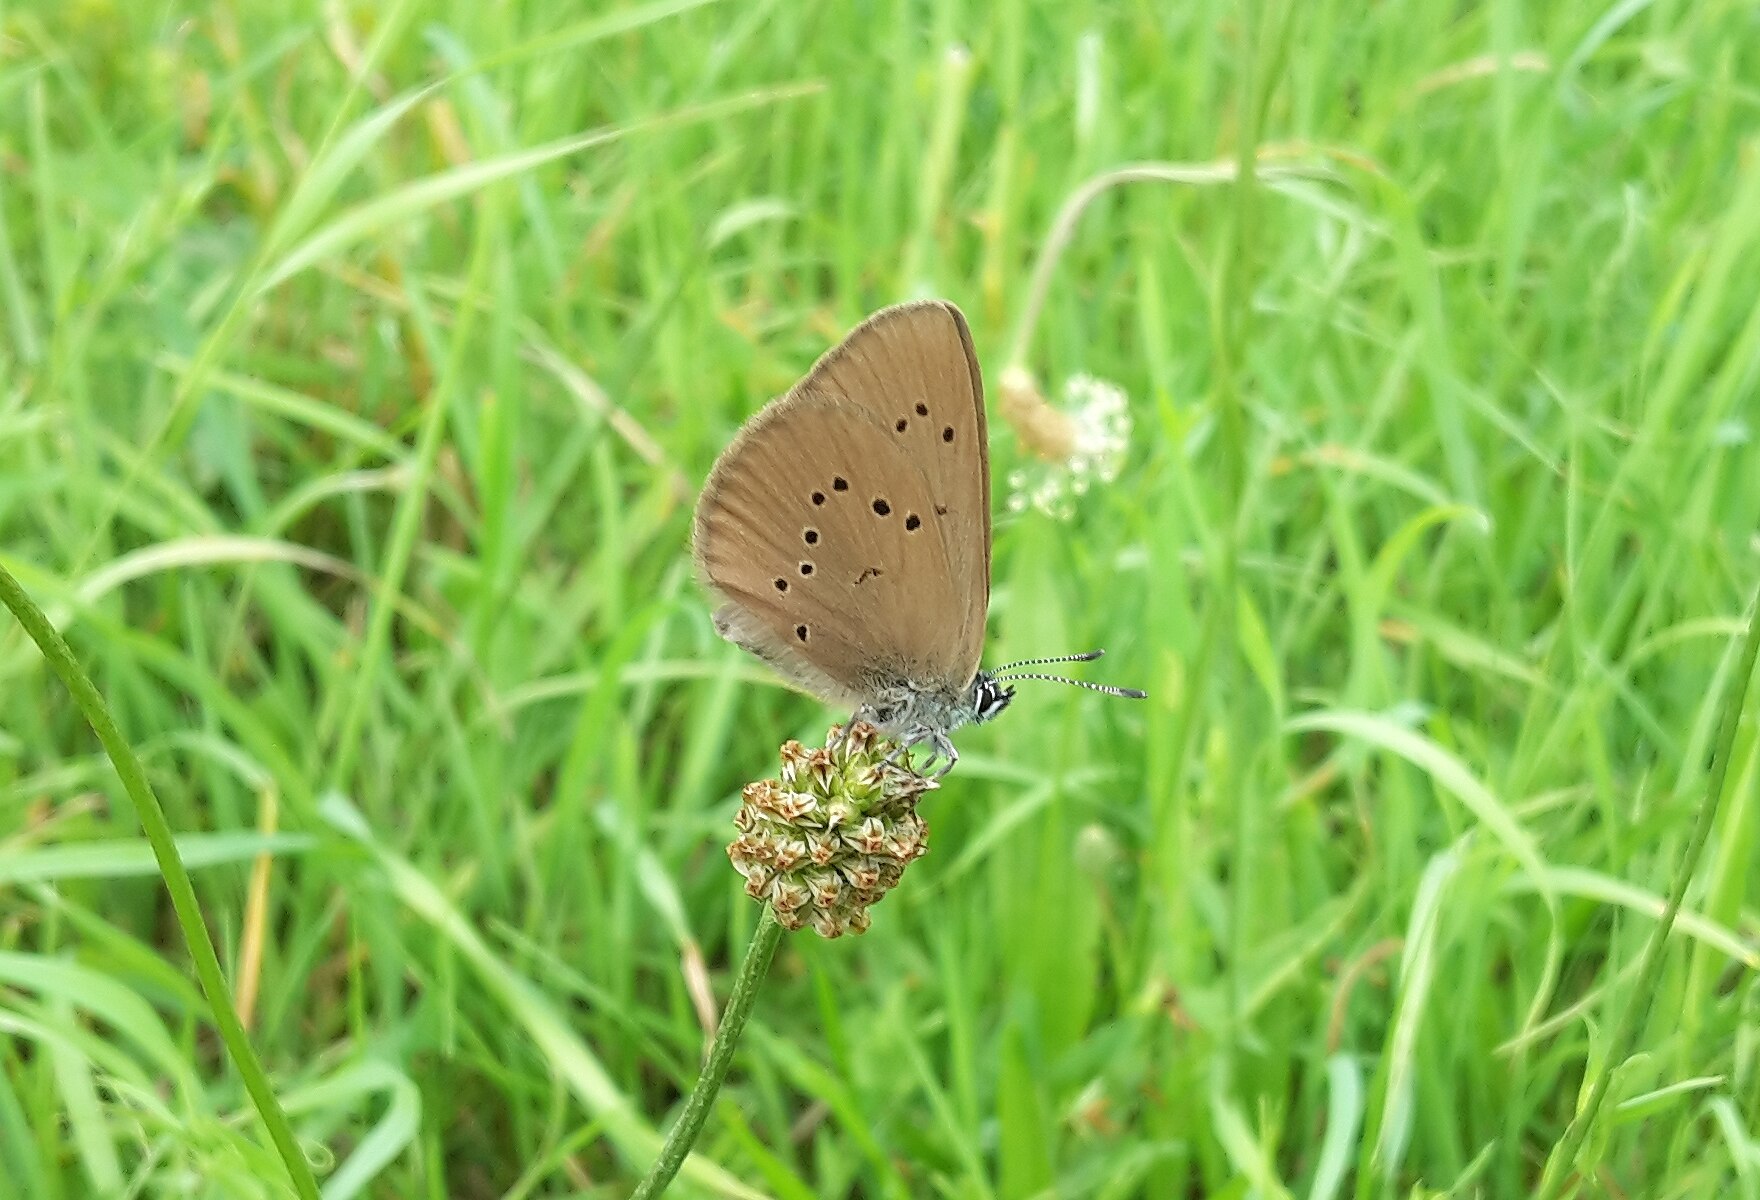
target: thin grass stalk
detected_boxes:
[0,563,321,1200]
[1537,582,1760,1197]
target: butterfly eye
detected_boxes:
[872,499,891,517]
[800,562,814,576]
[904,513,921,531]
[915,402,928,416]
[942,426,954,443]
[774,578,788,592]
[833,476,849,492]
[811,490,826,505]
[795,624,808,642]
[803,529,819,545]
[895,418,908,432]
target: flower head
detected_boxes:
[727,722,934,937]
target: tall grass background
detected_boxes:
[2,1,1758,1196]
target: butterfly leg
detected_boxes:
[880,726,924,771]
[927,732,959,779]
[885,727,958,779]
[876,723,950,777]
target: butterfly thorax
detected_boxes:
[858,670,1014,741]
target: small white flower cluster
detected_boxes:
[1006,374,1132,520]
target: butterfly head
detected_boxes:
[857,653,1142,779]
[969,672,1015,725]
[968,650,1150,726]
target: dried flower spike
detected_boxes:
[727,722,934,937]
[999,364,1079,461]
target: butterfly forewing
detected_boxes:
[790,301,990,667]
[693,391,976,702]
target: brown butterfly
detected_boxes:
[692,300,1143,775]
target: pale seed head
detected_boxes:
[726,722,937,937]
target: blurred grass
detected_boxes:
[2,1,1758,1197]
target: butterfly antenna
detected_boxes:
[990,671,1148,700]
[992,649,1109,672]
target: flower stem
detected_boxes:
[632,908,786,1199]
[0,563,321,1200]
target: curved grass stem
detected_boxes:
[1003,158,1327,371]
